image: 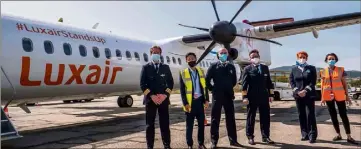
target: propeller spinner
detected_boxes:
[178,0,282,64]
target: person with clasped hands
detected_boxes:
[289,51,318,143]
[140,46,174,149]
[240,49,275,145]
[319,53,357,144]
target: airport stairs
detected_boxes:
[1,107,22,141]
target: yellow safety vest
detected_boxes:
[180,67,207,112]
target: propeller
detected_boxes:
[177,0,282,64]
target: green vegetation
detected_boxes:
[350,79,361,87]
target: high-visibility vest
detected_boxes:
[320,66,346,101]
[180,67,207,112]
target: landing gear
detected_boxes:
[274,91,281,101]
[117,95,133,108]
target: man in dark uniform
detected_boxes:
[140,46,174,149]
[240,49,275,145]
[206,48,242,149]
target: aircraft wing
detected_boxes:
[251,12,361,39]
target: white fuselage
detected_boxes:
[1,14,271,105]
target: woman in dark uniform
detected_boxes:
[289,51,318,143]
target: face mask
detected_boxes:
[328,60,336,66]
[251,58,260,64]
[298,58,306,64]
[219,54,228,62]
[188,61,196,67]
[151,54,160,62]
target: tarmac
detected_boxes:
[2,93,361,148]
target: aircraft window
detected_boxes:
[206,61,209,67]
[63,43,72,56]
[134,52,140,61]
[79,45,87,57]
[166,56,170,64]
[92,47,100,58]
[116,49,122,59]
[178,58,182,65]
[143,53,149,62]
[44,40,54,54]
[105,48,111,59]
[172,57,176,64]
[201,61,205,67]
[126,51,132,60]
[22,38,33,52]
[160,55,164,63]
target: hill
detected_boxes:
[270,66,361,78]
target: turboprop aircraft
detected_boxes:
[1,0,361,141]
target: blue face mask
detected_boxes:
[151,54,160,62]
[328,60,336,66]
[219,54,228,62]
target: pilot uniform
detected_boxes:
[289,65,318,141]
[140,62,174,149]
[205,61,238,145]
[240,63,274,140]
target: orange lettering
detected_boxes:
[65,64,85,85]
[20,57,41,86]
[109,67,123,84]
[101,61,110,84]
[86,65,101,84]
[44,63,65,85]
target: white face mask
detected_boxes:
[251,58,260,64]
[298,58,306,64]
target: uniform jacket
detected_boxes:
[241,64,274,103]
[140,62,174,105]
[205,61,237,98]
[179,67,210,106]
[289,65,317,99]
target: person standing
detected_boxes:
[140,46,174,149]
[289,51,318,143]
[320,53,358,144]
[179,52,209,149]
[206,48,242,149]
[241,49,275,145]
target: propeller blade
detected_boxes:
[178,24,209,32]
[196,41,217,64]
[211,0,220,21]
[229,0,252,24]
[235,34,282,46]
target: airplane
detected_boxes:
[1,0,360,141]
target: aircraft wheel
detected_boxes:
[353,94,359,100]
[63,100,71,103]
[117,97,124,107]
[274,92,281,101]
[73,100,81,103]
[123,95,133,107]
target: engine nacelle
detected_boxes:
[228,48,239,60]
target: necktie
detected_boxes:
[155,64,159,73]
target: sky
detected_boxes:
[1,1,360,71]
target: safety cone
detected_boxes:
[4,107,11,118]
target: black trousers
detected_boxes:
[246,101,270,139]
[145,100,170,148]
[210,93,237,144]
[186,97,205,146]
[326,100,351,134]
[295,98,318,139]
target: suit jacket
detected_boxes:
[205,61,237,98]
[179,68,210,106]
[140,62,174,105]
[289,65,317,99]
[241,64,274,104]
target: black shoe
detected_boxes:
[164,145,171,149]
[333,135,342,141]
[211,143,217,149]
[309,139,316,143]
[188,146,193,149]
[230,141,242,147]
[248,138,255,145]
[301,136,309,141]
[262,138,275,144]
[347,137,358,145]
[198,145,207,149]
[147,147,153,149]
